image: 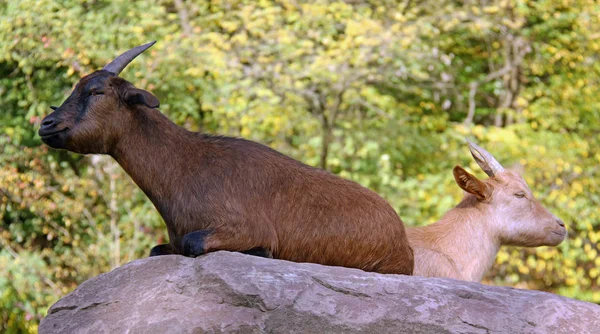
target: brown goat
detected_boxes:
[38,42,414,274]
[407,141,566,281]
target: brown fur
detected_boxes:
[407,165,566,282]
[40,71,414,274]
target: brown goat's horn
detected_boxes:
[102,41,156,75]
[466,139,505,177]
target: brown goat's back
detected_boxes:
[154,134,414,274]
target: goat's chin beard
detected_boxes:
[547,229,567,246]
[501,228,566,247]
[40,131,103,155]
[40,130,70,150]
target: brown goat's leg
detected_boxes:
[149,243,174,257]
[181,230,212,257]
[182,229,271,258]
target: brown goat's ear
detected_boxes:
[453,165,492,201]
[123,87,160,109]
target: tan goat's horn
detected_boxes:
[466,138,505,177]
[103,41,156,75]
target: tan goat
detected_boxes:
[407,141,567,282]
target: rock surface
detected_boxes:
[40,251,600,334]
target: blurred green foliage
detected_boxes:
[1,0,599,331]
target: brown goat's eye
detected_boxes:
[90,90,104,96]
[514,192,526,198]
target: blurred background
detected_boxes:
[1,0,599,331]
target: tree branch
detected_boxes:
[174,0,193,36]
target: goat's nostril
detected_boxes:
[41,118,55,127]
[556,219,565,227]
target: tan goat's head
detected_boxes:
[453,140,567,247]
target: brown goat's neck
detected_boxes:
[110,107,196,219]
[408,195,501,282]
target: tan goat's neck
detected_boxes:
[410,196,502,282]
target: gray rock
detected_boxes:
[39,251,600,334]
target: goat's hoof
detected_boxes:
[242,247,273,258]
[182,230,213,257]
[149,244,174,257]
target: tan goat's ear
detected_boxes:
[453,165,491,201]
[123,87,160,109]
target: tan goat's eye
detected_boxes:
[514,192,526,198]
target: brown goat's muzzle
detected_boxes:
[39,114,70,149]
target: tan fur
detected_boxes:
[407,166,566,282]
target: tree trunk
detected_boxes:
[320,121,331,170]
